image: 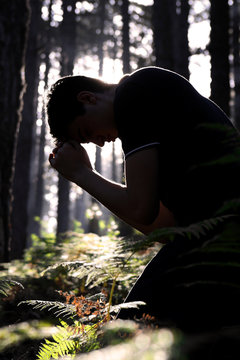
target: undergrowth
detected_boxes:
[1,196,240,359]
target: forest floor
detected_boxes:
[0,223,240,359]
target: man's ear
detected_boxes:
[77,91,97,104]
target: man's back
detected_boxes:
[114,67,240,225]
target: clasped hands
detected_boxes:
[49,141,93,183]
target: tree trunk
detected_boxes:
[152,0,189,76]
[57,175,71,235]
[0,0,30,262]
[56,0,77,236]
[27,0,53,240]
[173,0,190,79]
[232,0,240,130]
[31,116,46,236]
[112,142,117,182]
[88,0,107,235]
[152,0,175,70]
[209,0,230,116]
[121,0,131,73]
[11,0,41,259]
[116,0,134,237]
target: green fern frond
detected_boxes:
[216,198,240,216]
[0,279,24,297]
[41,261,84,277]
[109,301,146,314]
[161,233,240,295]
[42,251,132,290]
[37,319,101,359]
[18,300,76,319]
[119,215,233,255]
[37,320,79,360]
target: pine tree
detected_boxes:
[232,0,240,130]
[209,0,230,116]
[11,0,42,259]
[57,0,77,236]
[0,0,30,261]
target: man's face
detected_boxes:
[67,112,117,147]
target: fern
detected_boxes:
[119,215,235,256]
[40,261,85,277]
[18,294,145,359]
[152,213,240,304]
[41,243,142,290]
[0,279,24,298]
[36,319,80,359]
[18,295,145,323]
[109,301,146,314]
[18,300,77,319]
[34,302,146,360]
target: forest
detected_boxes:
[0,0,240,359]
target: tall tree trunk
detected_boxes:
[0,0,30,261]
[152,0,189,76]
[74,191,89,232]
[121,0,131,73]
[152,0,175,70]
[57,175,71,235]
[174,0,190,79]
[56,0,77,236]
[112,142,117,182]
[117,0,134,236]
[31,116,46,236]
[232,0,240,130]
[88,0,107,235]
[11,0,41,259]
[27,0,53,240]
[209,0,230,116]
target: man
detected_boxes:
[47,66,240,330]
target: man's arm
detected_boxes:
[49,142,175,234]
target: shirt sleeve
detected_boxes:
[114,78,161,159]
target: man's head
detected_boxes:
[46,75,114,143]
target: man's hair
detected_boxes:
[46,75,112,142]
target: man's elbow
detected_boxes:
[134,205,158,226]
[134,201,176,228]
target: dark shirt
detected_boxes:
[114,66,240,225]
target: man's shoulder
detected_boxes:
[116,67,162,95]
[123,66,170,82]
[118,66,188,93]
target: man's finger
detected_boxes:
[52,142,64,154]
[49,153,55,165]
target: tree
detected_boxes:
[0,0,30,261]
[31,111,47,237]
[121,0,131,73]
[56,0,77,236]
[27,0,53,239]
[88,0,107,235]
[232,0,240,130]
[173,0,190,79]
[209,0,230,116]
[152,0,190,77]
[152,0,175,70]
[11,0,42,259]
